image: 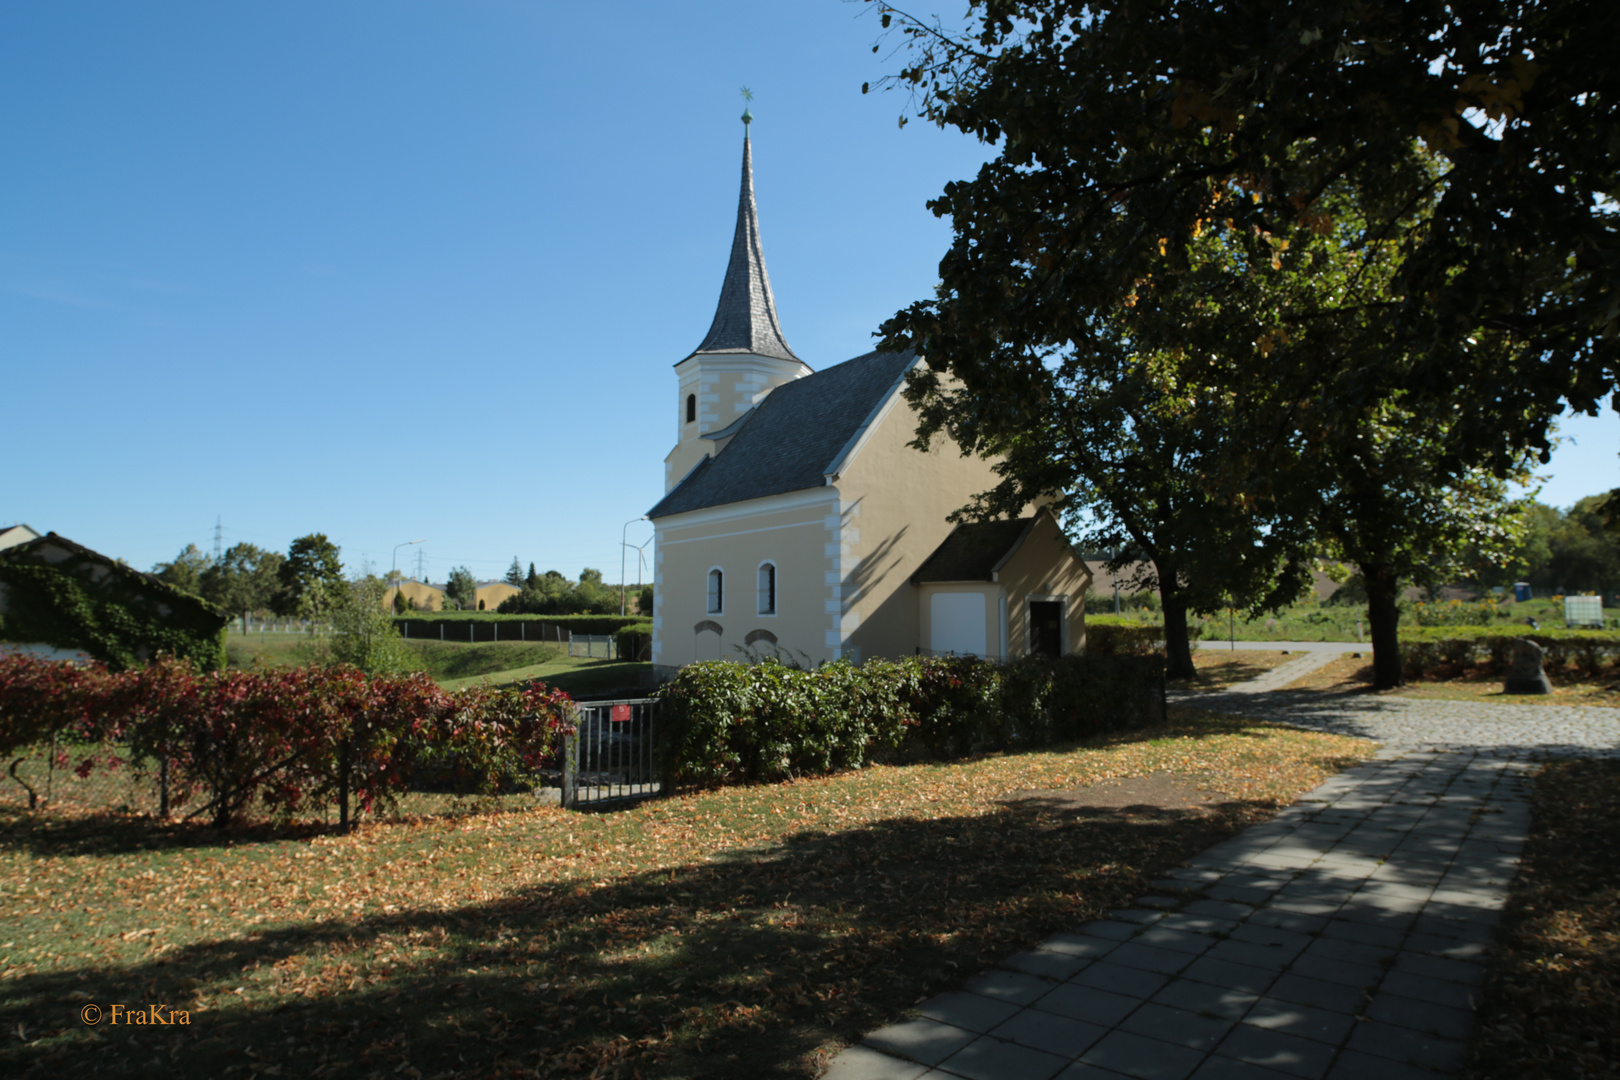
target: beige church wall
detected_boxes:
[653,488,841,668]
[996,517,1091,656]
[836,392,1005,664]
[916,583,1005,659]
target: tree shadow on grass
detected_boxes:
[0,782,1319,1080]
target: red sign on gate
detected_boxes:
[610,704,632,723]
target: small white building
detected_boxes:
[648,117,1090,673]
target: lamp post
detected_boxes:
[621,517,649,615]
[392,539,426,608]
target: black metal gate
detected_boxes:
[561,698,664,810]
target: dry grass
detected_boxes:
[1465,759,1620,1079]
[0,708,1367,1079]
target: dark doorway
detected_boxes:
[1029,600,1063,657]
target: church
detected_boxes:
[647,114,1089,674]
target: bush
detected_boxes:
[654,653,1165,788]
[1086,621,1203,656]
[0,653,576,827]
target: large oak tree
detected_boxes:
[870,0,1615,684]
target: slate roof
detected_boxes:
[911,517,1038,583]
[686,134,801,365]
[649,349,916,519]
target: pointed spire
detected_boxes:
[691,121,800,363]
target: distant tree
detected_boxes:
[1536,495,1620,594]
[273,534,345,619]
[504,557,524,586]
[445,566,477,610]
[152,544,210,597]
[200,543,284,621]
[639,584,654,616]
[525,562,538,589]
[579,568,603,586]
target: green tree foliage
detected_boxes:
[495,568,621,616]
[273,534,345,619]
[444,566,478,610]
[200,542,284,621]
[317,573,420,675]
[1542,496,1620,594]
[871,0,1598,685]
[873,0,1616,444]
[504,557,524,586]
[152,544,211,597]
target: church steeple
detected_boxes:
[690,114,801,364]
[666,104,812,495]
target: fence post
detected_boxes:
[560,725,578,810]
[338,737,351,834]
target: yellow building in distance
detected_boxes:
[383,579,519,613]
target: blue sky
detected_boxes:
[5,2,1614,586]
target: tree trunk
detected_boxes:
[1161,588,1197,681]
[1362,563,1404,689]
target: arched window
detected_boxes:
[706,568,723,614]
[685,393,696,423]
[757,561,776,615]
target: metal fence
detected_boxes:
[567,634,616,659]
[560,698,664,810]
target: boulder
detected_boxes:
[1503,637,1553,695]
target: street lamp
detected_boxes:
[392,539,426,607]
[621,516,649,615]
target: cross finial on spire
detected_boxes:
[740,86,754,132]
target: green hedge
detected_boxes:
[653,653,1166,788]
[1396,628,1620,677]
[615,628,652,662]
[1086,622,1203,655]
[394,615,650,643]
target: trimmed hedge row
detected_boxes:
[1397,629,1620,678]
[393,615,650,644]
[653,653,1166,788]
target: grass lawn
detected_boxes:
[1099,595,1617,644]
[1465,758,1620,1078]
[1179,649,1295,690]
[1283,655,1620,706]
[0,708,1367,1079]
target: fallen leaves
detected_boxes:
[0,709,1366,1078]
[1465,758,1620,1079]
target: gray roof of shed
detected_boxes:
[648,349,916,519]
[911,518,1038,583]
[686,134,801,365]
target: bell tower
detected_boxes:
[665,105,812,493]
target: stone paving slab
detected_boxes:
[825,678,1620,1079]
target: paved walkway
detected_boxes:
[825,675,1620,1080]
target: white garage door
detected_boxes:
[930,592,987,657]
